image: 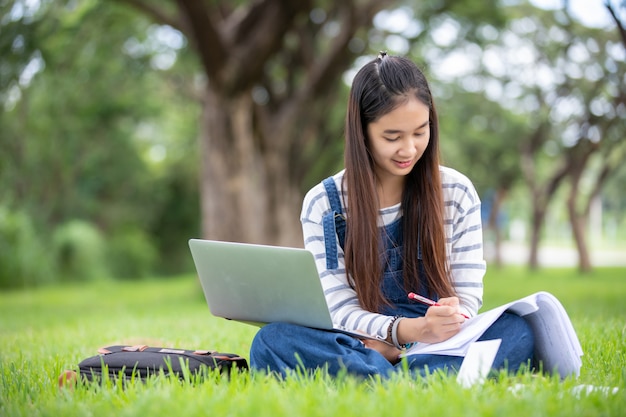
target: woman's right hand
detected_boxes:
[397,298,466,345]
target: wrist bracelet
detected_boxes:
[391,316,405,350]
[387,315,402,346]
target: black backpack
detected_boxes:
[60,344,248,386]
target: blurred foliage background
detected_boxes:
[0,0,624,289]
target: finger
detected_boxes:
[427,305,459,317]
[437,296,460,307]
[431,312,465,329]
[362,339,376,349]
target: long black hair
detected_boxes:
[343,53,454,312]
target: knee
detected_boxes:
[480,312,535,354]
[250,323,309,358]
[503,312,534,344]
[249,323,294,374]
[488,313,535,370]
[251,322,291,352]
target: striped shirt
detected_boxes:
[300,166,485,340]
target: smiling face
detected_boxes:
[366,96,431,192]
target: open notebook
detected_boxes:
[188,239,385,342]
[403,292,583,379]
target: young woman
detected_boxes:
[250,53,535,378]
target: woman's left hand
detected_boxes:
[362,339,401,364]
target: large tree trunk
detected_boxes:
[263,135,305,247]
[199,86,302,245]
[200,87,266,243]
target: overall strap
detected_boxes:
[321,177,346,270]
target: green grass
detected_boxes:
[1,267,625,416]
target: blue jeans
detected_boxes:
[250,312,534,379]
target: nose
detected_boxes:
[398,137,417,158]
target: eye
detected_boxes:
[383,136,400,142]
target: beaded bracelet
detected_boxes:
[387,315,406,350]
[387,315,418,350]
[391,316,405,350]
[387,315,401,346]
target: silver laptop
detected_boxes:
[188,239,383,341]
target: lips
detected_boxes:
[394,159,413,169]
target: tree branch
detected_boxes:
[175,0,227,83]
[221,0,312,94]
[114,0,184,31]
[605,1,626,49]
[300,0,395,100]
[224,0,281,45]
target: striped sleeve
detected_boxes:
[300,171,393,339]
[441,166,485,317]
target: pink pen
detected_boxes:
[408,292,470,319]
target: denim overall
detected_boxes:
[320,176,432,318]
[250,178,534,378]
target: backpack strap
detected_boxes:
[322,177,346,270]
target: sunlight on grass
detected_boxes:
[1,268,625,417]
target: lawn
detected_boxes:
[1,266,625,416]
